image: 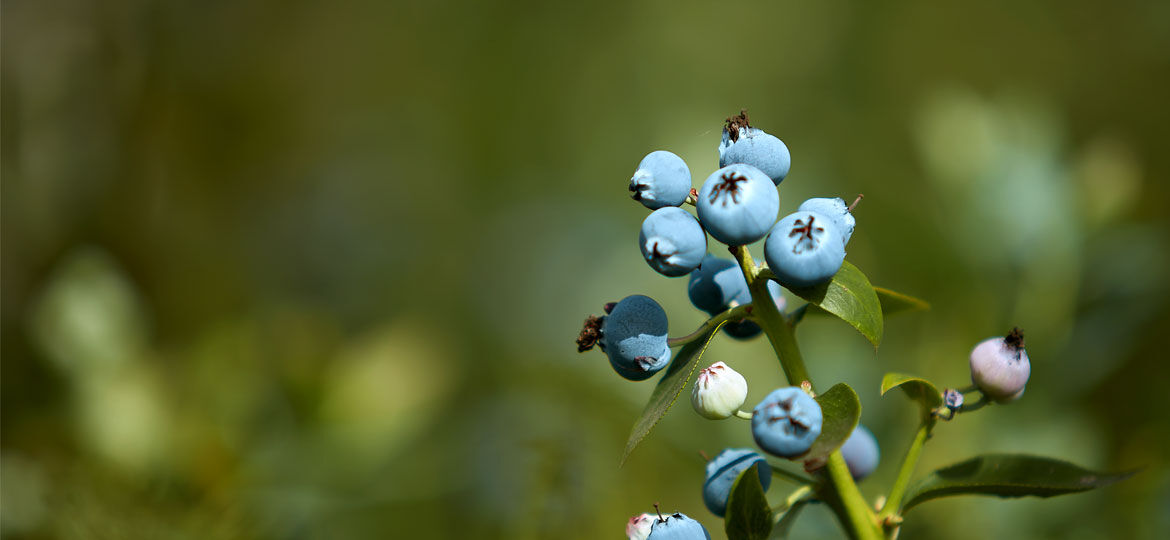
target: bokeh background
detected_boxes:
[3,0,1169,538]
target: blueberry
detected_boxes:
[640,207,707,277]
[601,295,671,381]
[764,211,846,288]
[691,362,748,420]
[686,255,747,314]
[687,257,786,340]
[626,513,655,540]
[696,164,779,246]
[839,425,880,480]
[719,122,791,185]
[798,197,856,246]
[647,512,711,540]
[723,281,787,340]
[630,151,692,210]
[969,327,1031,403]
[751,387,822,458]
[721,319,764,340]
[701,448,772,517]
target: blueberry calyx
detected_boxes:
[1004,327,1025,352]
[724,109,751,143]
[630,179,648,201]
[788,215,825,255]
[634,356,660,372]
[708,172,748,207]
[577,315,603,352]
[763,396,812,435]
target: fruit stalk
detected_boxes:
[733,245,881,540]
[879,419,932,527]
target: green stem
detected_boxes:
[773,484,814,513]
[666,304,753,347]
[731,246,812,386]
[770,466,815,485]
[957,394,990,414]
[826,452,881,539]
[732,245,880,540]
[879,420,931,522]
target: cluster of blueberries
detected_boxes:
[578,113,1032,540]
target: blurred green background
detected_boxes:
[3,0,1169,538]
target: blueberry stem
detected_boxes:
[734,409,753,420]
[666,303,753,347]
[878,419,932,526]
[956,383,980,394]
[770,465,816,485]
[772,484,814,514]
[956,394,991,413]
[848,194,865,213]
[732,245,882,540]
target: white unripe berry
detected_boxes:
[691,361,749,419]
[969,327,1031,403]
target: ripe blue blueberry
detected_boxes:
[764,211,846,288]
[647,512,711,540]
[687,256,786,340]
[751,387,822,458]
[686,255,747,314]
[701,448,772,517]
[696,164,779,246]
[630,151,692,210]
[601,295,671,381]
[969,327,1031,403]
[640,207,707,277]
[840,425,880,480]
[719,114,791,185]
[798,197,856,246]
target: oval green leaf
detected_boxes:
[725,463,774,540]
[620,321,725,465]
[880,372,942,412]
[902,454,1137,513]
[803,383,861,463]
[784,261,883,347]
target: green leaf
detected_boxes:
[785,261,883,347]
[873,287,930,316]
[803,383,861,463]
[902,454,1137,513]
[802,286,929,319]
[769,499,809,539]
[880,372,942,412]
[725,463,774,540]
[620,321,724,465]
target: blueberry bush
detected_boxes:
[578,112,1134,540]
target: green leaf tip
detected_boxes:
[902,454,1137,513]
[880,372,942,412]
[873,287,929,315]
[803,383,862,463]
[725,463,774,540]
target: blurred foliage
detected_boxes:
[3,0,1169,538]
